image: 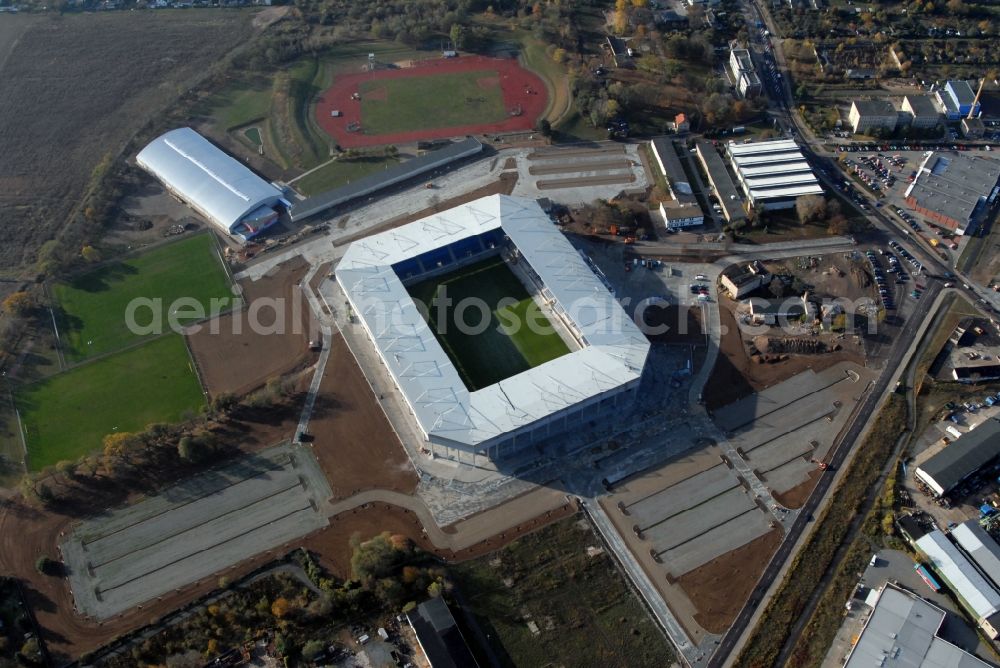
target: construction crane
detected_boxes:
[969,77,986,120]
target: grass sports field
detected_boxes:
[16,334,205,471]
[407,257,569,390]
[359,70,507,135]
[52,234,234,362]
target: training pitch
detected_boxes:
[52,233,234,362]
[62,443,332,619]
[407,257,570,391]
[16,334,205,470]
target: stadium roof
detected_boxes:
[916,530,1000,620]
[905,152,1000,227]
[335,195,649,451]
[845,584,994,668]
[915,418,1000,495]
[954,521,1000,591]
[136,127,283,237]
[290,138,483,222]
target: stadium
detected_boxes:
[335,195,650,463]
[137,127,290,241]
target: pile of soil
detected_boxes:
[752,336,838,356]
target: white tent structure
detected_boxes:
[137,127,285,241]
[336,195,649,462]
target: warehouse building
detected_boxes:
[726,139,823,211]
[695,141,747,225]
[136,127,287,241]
[935,80,982,121]
[848,99,899,134]
[914,418,1000,497]
[953,521,1000,593]
[650,138,704,229]
[901,95,942,129]
[336,195,649,464]
[916,530,1000,639]
[904,152,1000,235]
[844,583,993,668]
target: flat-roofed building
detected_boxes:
[726,139,823,211]
[902,95,943,129]
[848,99,899,134]
[904,152,1000,235]
[915,530,1000,638]
[695,141,747,224]
[844,583,995,668]
[650,138,705,229]
[914,418,1000,497]
[963,117,986,140]
[936,80,981,120]
[953,521,1000,592]
[729,47,761,98]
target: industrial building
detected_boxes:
[694,141,747,225]
[335,195,649,463]
[953,521,1000,593]
[649,138,704,229]
[916,530,1000,639]
[728,47,761,99]
[726,139,824,211]
[935,80,982,121]
[848,99,899,135]
[406,598,479,668]
[136,127,287,241]
[844,583,993,668]
[901,95,943,129]
[290,138,483,222]
[904,152,1000,235]
[914,418,1000,497]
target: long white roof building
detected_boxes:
[726,139,823,209]
[137,127,285,240]
[916,530,1000,621]
[335,195,649,457]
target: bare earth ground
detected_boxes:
[0,11,256,273]
[772,468,823,509]
[675,528,784,634]
[307,334,419,498]
[702,305,864,411]
[187,257,320,398]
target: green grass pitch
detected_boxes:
[16,334,206,471]
[52,234,235,362]
[359,70,507,136]
[407,257,570,391]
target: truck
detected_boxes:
[914,563,942,592]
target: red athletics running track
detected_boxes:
[314,55,547,148]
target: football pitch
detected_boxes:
[359,70,507,136]
[407,257,570,391]
[16,334,205,471]
[52,234,235,362]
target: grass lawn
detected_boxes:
[359,70,507,136]
[450,515,675,667]
[16,334,205,471]
[52,234,234,363]
[203,79,272,131]
[293,155,400,196]
[243,126,263,147]
[407,257,570,390]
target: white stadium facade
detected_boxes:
[335,195,650,463]
[137,127,288,241]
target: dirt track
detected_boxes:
[187,257,320,398]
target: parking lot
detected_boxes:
[62,443,333,619]
[714,362,873,502]
[510,144,648,204]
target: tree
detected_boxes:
[103,431,135,461]
[81,245,101,263]
[302,640,326,662]
[2,291,35,317]
[769,279,786,299]
[177,437,198,463]
[795,195,827,225]
[551,48,566,64]
[55,459,77,480]
[36,555,60,575]
[449,23,467,50]
[538,119,552,137]
[271,597,294,619]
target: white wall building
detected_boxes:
[136,127,286,241]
